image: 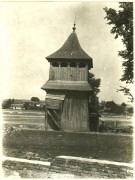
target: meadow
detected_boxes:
[2,109,133,163]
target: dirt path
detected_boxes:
[3,167,80,179]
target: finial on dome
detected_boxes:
[72,17,76,32]
[72,23,76,31]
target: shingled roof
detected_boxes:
[46,30,92,62]
[41,80,92,92]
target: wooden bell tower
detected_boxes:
[42,24,93,132]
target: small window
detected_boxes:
[79,63,86,68]
[70,62,76,67]
[61,62,68,67]
[52,62,59,67]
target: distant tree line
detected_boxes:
[100,100,133,114]
[2,99,15,109]
[2,97,133,115]
[2,97,45,111]
[23,97,41,110]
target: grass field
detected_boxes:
[3,129,133,163]
[2,109,133,164]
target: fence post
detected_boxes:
[44,105,48,131]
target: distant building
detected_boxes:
[11,103,23,110]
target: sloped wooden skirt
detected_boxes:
[46,99,62,109]
[61,97,89,132]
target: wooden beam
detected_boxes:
[52,110,61,121]
[47,110,61,130]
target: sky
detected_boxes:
[0,1,133,104]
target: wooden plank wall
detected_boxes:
[61,94,89,132]
[49,66,88,81]
[46,99,62,109]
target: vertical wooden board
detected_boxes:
[76,99,80,130]
[58,66,61,80]
[79,68,81,81]
[81,69,83,81]
[52,67,59,80]
[80,69,82,81]
[71,67,74,81]
[61,68,63,80]
[84,69,86,80]
[73,68,75,81]
[73,98,79,130]
[77,98,88,131]
[83,69,86,81]
[86,66,88,81]
[49,66,55,80]
[60,68,62,80]
[80,68,83,81]
[65,67,68,80]
[62,97,70,129]
[57,67,60,80]
[55,67,57,80]
[85,68,87,80]
[70,68,72,81]
[81,99,88,129]
[86,69,88,81]
[61,95,89,132]
[72,67,76,81]
[70,68,73,81]
[71,98,75,129]
[71,68,74,80]
[66,67,68,80]
[80,68,86,81]
[63,68,65,80]
[79,69,81,81]
[60,67,65,80]
[61,98,66,129]
[75,69,77,80]
[74,67,77,81]
[75,99,78,130]
[67,67,70,81]
[76,68,79,81]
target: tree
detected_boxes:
[88,72,101,113]
[100,100,106,111]
[121,102,127,114]
[11,98,15,103]
[31,97,40,102]
[118,86,133,102]
[105,101,116,111]
[2,99,12,109]
[128,107,133,114]
[103,101,125,114]
[104,2,133,101]
[121,102,127,108]
[23,102,30,110]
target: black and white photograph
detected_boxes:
[0,0,134,179]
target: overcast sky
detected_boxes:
[0,1,133,104]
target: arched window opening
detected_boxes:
[70,62,76,67]
[52,62,59,67]
[61,62,68,67]
[79,63,86,68]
